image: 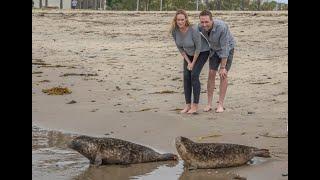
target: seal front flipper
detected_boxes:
[184,164,197,171]
[188,166,197,171]
[119,149,131,165]
[91,153,103,166]
[183,161,197,170]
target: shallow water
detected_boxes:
[32,126,263,180]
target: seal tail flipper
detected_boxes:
[157,153,178,161]
[252,148,271,158]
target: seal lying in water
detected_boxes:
[69,135,178,165]
[175,136,270,169]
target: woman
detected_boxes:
[170,10,210,114]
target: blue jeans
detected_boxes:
[183,51,209,104]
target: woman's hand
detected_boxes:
[187,63,194,71]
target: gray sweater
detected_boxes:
[172,25,202,56]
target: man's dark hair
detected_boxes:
[199,10,213,20]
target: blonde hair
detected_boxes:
[169,9,191,34]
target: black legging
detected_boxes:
[183,51,209,104]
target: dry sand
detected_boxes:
[32,9,288,180]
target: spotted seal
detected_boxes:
[69,135,178,165]
[175,136,270,169]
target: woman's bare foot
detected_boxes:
[203,105,212,112]
[180,105,191,113]
[215,103,225,113]
[187,104,198,114]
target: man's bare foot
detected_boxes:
[215,104,225,113]
[203,105,212,112]
[180,105,191,113]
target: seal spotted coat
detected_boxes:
[69,135,178,165]
[175,136,270,169]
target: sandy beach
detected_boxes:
[32,9,288,180]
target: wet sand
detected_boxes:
[32,9,288,180]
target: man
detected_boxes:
[198,10,235,113]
